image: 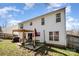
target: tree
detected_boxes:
[0,26,2,32]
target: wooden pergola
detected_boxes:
[12,29,36,48]
[12,29,44,50]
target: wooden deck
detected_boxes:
[24,43,44,51]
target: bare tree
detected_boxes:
[0,26,2,32]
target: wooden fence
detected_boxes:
[0,32,13,39]
[67,34,79,50]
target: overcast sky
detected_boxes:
[0,3,79,30]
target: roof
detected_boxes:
[19,7,66,24]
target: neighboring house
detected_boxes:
[18,7,67,47]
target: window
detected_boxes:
[56,13,61,22]
[41,18,45,25]
[30,22,32,26]
[49,32,53,41]
[49,31,59,41]
[54,31,59,41]
[20,24,23,29]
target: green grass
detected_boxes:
[0,40,79,56]
[48,47,79,56]
[0,40,34,56]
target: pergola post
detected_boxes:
[12,31,14,41]
[33,32,36,48]
[33,28,36,48]
[22,32,24,43]
[22,32,26,44]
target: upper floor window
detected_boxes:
[56,13,61,23]
[20,24,23,29]
[54,31,59,41]
[30,22,32,26]
[41,18,45,25]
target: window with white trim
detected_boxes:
[30,22,32,26]
[54,31,59,41]
[56,13,61,22]
[49,31,59,41]
[20,24,23,29]
[49,32,53,41]
[41,18,45,25]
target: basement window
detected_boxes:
[41,18,45,25]
[56,13,61,23]
[54,31,59,41]
[49,32,53,41]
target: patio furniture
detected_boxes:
[12,36,20,42]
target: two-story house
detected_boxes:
[18,7,67,47]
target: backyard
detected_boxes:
[0,39,79,56]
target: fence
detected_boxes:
[67,34,79,50]
[0,32,13,39]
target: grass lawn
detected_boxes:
[0,39,79,56]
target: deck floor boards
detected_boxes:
[24,43,44,51]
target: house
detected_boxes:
[18,7,67,47]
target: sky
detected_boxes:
[0,3,79,31]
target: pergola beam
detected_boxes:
[12,29,33,32]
